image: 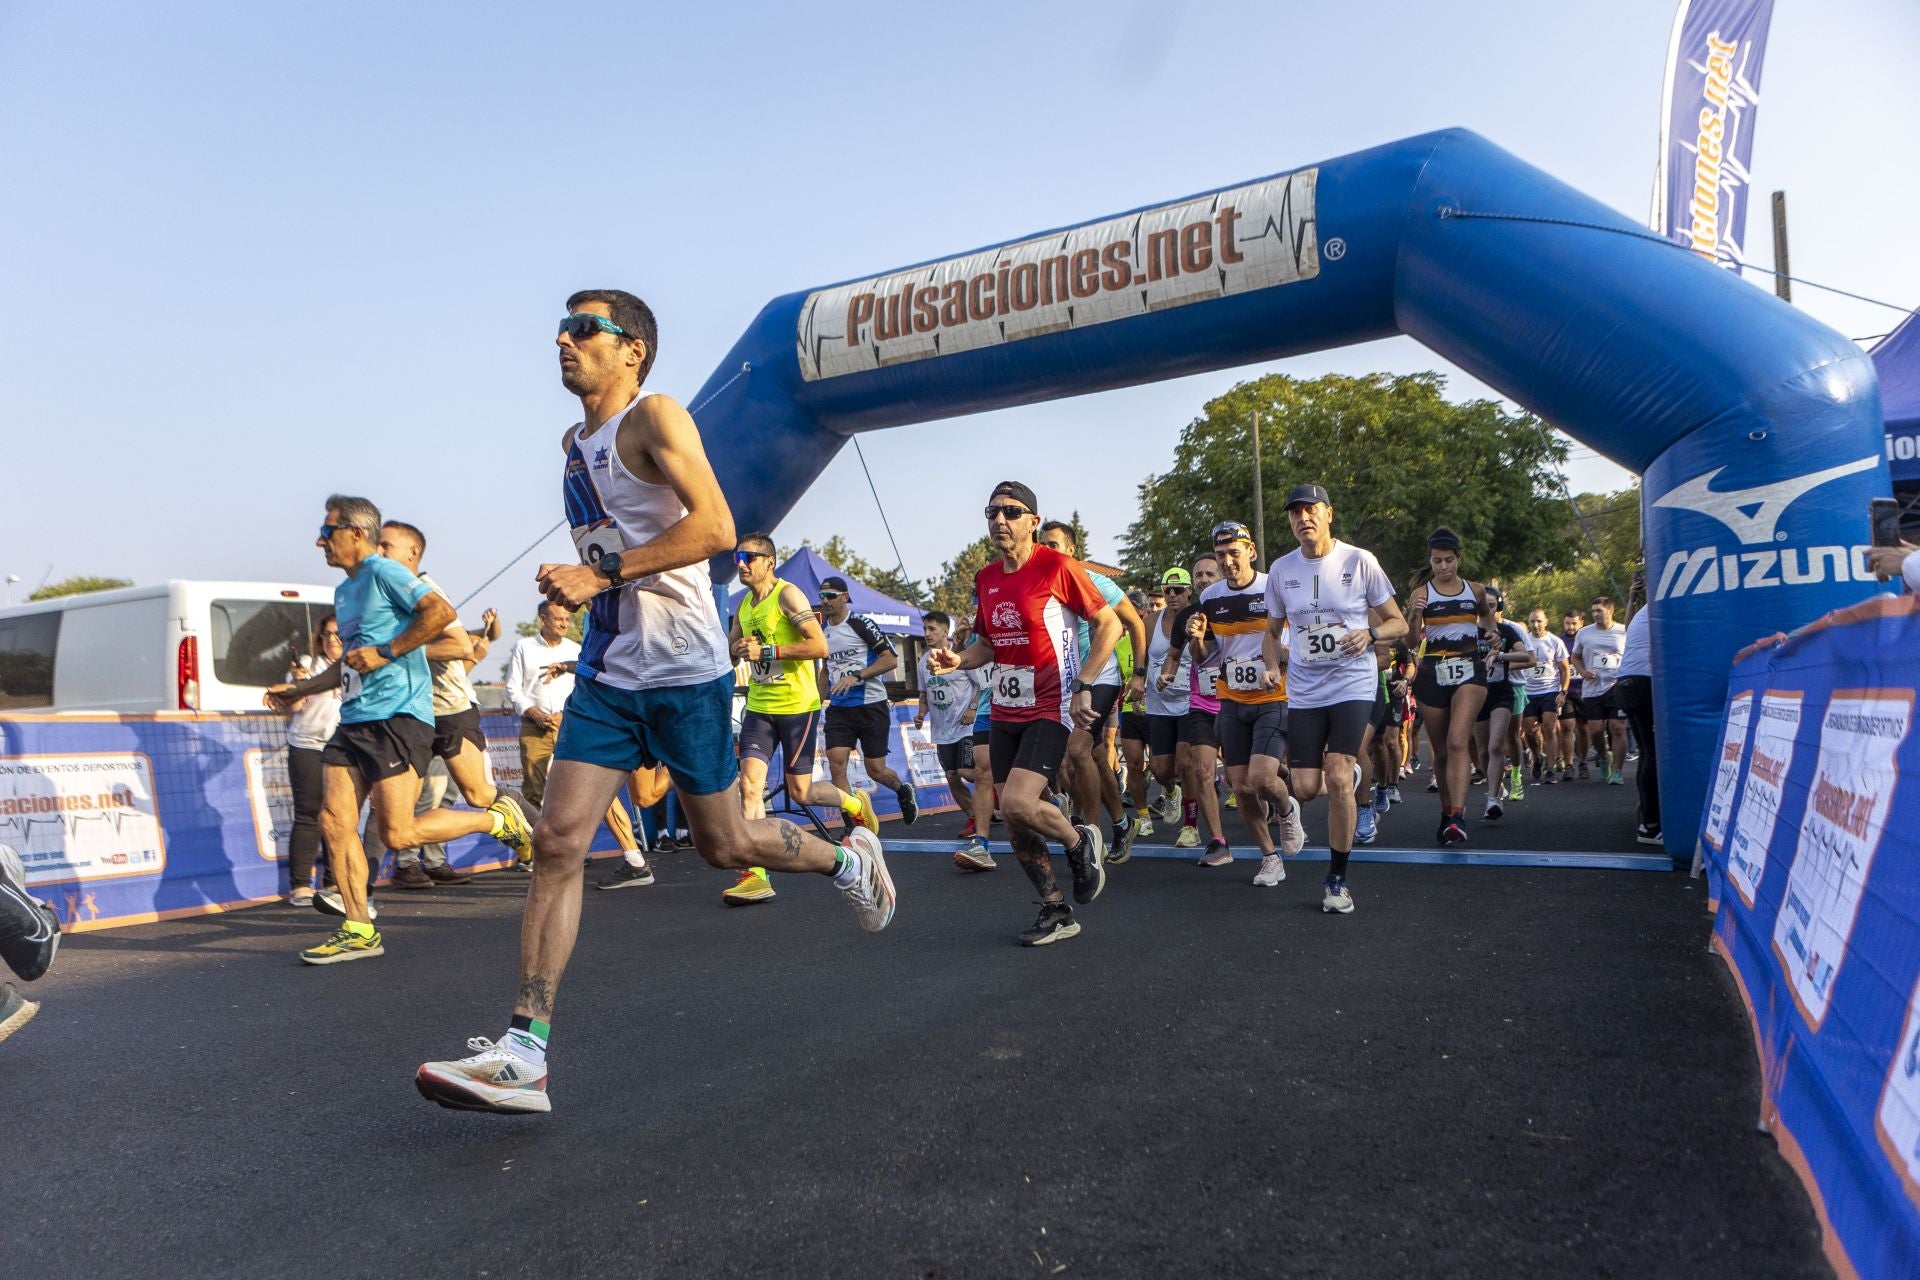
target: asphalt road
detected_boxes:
[2,761,1827,1280]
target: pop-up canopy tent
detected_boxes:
[1875,312,1920,486]
[726,545,924,636]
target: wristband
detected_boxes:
[770,644,779,661]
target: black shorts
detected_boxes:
[738,707,821,776]
[825,703,892,757]
[1216,699,1287,769]
[1146,712,1183,758]
[1412,656,1488,709]
[431,705,488,760]
[1523,690,1562,718]
[323,714,434,785]
[936,739,974,773]
[971,726,992,748]
[1287,699,1374,770]
[1477,682,1526,722]
[989,718,1072,785]
[1368,687,1392,735]
[1075,683,1122,737]
[1576,693,1626,722]
[1120,710,1150,743]
[1181,707,1219,750]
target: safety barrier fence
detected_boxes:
[0,704,955,934]
[1699,592,1920,1278]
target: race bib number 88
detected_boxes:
[1224,659,1266,692]
[990,665,1036,708]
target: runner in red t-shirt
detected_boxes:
[930,480,1121,946]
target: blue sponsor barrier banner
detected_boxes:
[1700,592,1920,1277]
[1653,0,1774,271]
[0,702,950,933]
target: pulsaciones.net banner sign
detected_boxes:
[797,169,1319,382]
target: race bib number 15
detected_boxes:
[1435,657,1474,687]
[991,665,1036,708]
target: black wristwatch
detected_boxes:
[599,551,627,588]
[1071,680,1095,696]
[375,642,395,661]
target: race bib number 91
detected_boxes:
[1224,659,1266,693]
[991,665,1036,708]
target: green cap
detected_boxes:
[1160,567,1192,586]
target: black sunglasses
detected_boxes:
[558,312,629,342]
[1211,521,1253,544]
[318,523,351,540]
[984,504,1033,521]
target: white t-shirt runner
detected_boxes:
[1521,631,1569,697]
[1573,623,1629,698]
[1262,541,1395,710]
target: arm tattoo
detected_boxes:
[517,975,556,1018]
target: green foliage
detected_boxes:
[804,535,929,607]
[513,607,585,642]
[29,575,132,601]
[1118,372,1582,593]
[1503,486,1642,621]
[926,535,998,617]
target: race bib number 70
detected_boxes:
[990,665,1036,708]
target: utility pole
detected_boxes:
[1771,191,1792,303]
[1250,409,1265,557]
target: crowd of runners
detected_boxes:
[0,286,1657,1107]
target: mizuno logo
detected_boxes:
[1651,456,1878,546]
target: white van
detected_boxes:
[0,580,340,713]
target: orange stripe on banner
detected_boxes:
[1708,932,1860,1280]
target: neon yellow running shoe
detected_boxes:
[299,925,384,966]
[489,790,537,864]
[722,867,776,906]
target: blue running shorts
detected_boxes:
[554,671,739,797]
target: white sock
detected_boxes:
[623,848,648,869]
[500,1027,547,1066]
[831,847,863,889]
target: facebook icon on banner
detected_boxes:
[1650,0,1776,273]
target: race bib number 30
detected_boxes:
[1300,625,1347,664]
[991,665,1036,708]
[1224,659,1266,693]
[1435,657,1474,687]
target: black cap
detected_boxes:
[1284,483,1331,509]
[819,575,850,594]
[989,480,1038,513]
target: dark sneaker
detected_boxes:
[1107,815,1137,866]
[392,864,435,890]
[895,784,919,826]
[654,835,680,854]
[1636,824,1664,846]
[1017,901,1080,947]
[0,983,38,1047]
[1065,823,1106,905]
[424,865,472,885]
[0,845,61,981]
[1441,817,1469,846]
[597,860,656,890]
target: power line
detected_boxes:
[851,436,911,583]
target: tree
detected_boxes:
[926,535,997,617]
[1119,372,1581,592]
[804,535,929,607]
[1503,486,1642,621]
[513,608,585,642]
[30,575,132,601]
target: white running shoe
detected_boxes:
[1271,797,1306,857]
[1484,798,1504,821]
[1321,875,1355,914]
[838,828,896,933]
[1252,853,1287,887]
[416,1037,551,1113]
[1173,825,1200,849]
[314,890,377,922]
[1136,815,1155,838]
[952,837,996,873]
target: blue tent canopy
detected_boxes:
[1875,311,1920,484]
[726,545,924,636]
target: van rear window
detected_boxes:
[0,612,60,709]
[211,600,328,688]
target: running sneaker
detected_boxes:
[1017,900,1079,947]
[1469,767,1486,786]
[1065,823,1106,905]
[1426,778,1440,794]
[1441,817,1468,846]
[1385,785,1403,805]
[299,926,384,965]
[1321,875,1355,915]
[1252,853,1286,887]
[0,844,61,981]
[1409,756,1424,772]
[416,1036,551,1114]
[1355,806,1377,845]
[425,865,473,885]
[1607,769,1624,786]
[1540,768,1558,786]
[1136,815,1155,838]
[1173,825,1200,849]
[654,834,681,853]
[1155,784,1183,822]
[843,794,881,838]
[1531,759,1544,783]
[722,867,776,905]
[1198,839,1233,868]
[1372,787,1391,817]
[1224,790,1238,809]
[0,983,38,1047]
[1052,792,1075,824]
[952,837,996,872]
[1107,815,1137,866]
[959,817,977,839]
[1507,767,1525,802]
[1270,796,1306,857]
[597,860,655,890]
[1636,824,1664,846]
[489,788,538,864]
[288,888,316,908]
[838,828,895,933]
[314,891,378,922]
[1578,763,1591,780]
[895,784,919,825]
[1484,798,1504,821]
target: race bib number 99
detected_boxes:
[1435,657,1474,687]
[991,665,1036,708]
[1224,659,1266,692]
[1300,625,1347,664]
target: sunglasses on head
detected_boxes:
[984,503,1033,521]
[558,312,629,342]
[1211,521,1253,544]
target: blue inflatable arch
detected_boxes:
[689,128,1887,858]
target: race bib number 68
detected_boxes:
[990,665,1037,708]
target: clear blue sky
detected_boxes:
[2,0,1913,632]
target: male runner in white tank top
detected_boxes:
[416,290,895,1115]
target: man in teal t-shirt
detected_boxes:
[268,495,536,966]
